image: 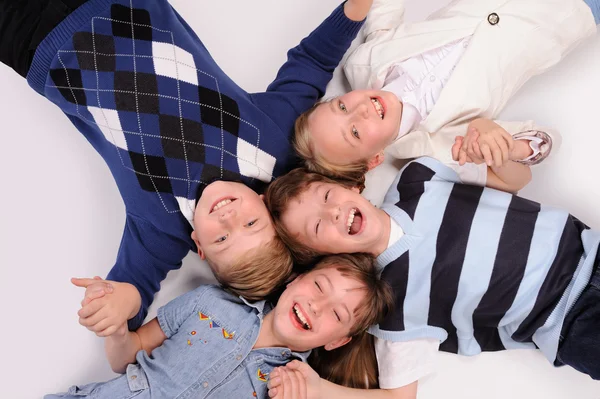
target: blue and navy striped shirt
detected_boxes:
[371,157,600,361]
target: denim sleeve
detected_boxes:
[156,286,209,338]
[106,212,191,330]
[583,0,600,24]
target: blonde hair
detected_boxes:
[294,104,369,191]
[211,236,293,301]
[264,168,356,266]
[308,253,394,389]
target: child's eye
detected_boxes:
[352,126,360,139]
[315,281,323,293]
[338,101,347,112]
[324,189,330,203]
[216,235,228,243]
[315,219,321,235]
[334,311,341,322]
[246,219,258,227]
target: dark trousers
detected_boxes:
[556,248,600,380]
[0,0,87,77]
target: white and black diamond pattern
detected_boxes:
[45,1,276,223]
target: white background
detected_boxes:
[1,0,600,398]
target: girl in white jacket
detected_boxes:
[292,0,599,193]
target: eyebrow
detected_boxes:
[329,99,355,148]
[324,274,352,321]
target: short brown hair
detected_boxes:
[264,168,356,266]
[308,253,394,389]
[294,104,369,191]
[212,236,293,301]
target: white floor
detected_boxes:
[1,1,600,398]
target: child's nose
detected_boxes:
[308,299,322,316]
[219,208,237,221]
[328,205,341,223]
[355,102,369,119]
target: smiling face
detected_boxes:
[307,89,402,168]
[192,181,276,273]
[271,266,367,352]
[279,182,390,257]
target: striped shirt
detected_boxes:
[371,157,600,361]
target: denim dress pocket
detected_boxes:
[91,365,149,399]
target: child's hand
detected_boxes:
[268,360,321,399]
[452,135,485,165]
[463,119,514,167]
[71,277,142,337]
[344,0,373,21]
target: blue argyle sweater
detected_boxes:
[371,157,600,362]
[26,0,363,329]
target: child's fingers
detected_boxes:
[488,139,504,167]
[71,277,100,288]
[452,137,463,161]
[292,370,307,399]
[501,129,515,151]
[96,325,119,338]
[87,319,115,336]
[81,288,108,307]
[268,375,282,390]
[479,143,494,166]
[282,367,301,399]
[471,142,485,164]
[78,298,105,319]
[494,136,510,165]
[78,309,108,329]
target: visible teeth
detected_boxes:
[212,199,232,212]
[293,304,311,330]
[371,98,384,119]
[347,208,357,233]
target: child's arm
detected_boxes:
[105,285,209,373]
[269,361,417,399]
[452,119,534,192]
[106,213,192,330]
[104,318,167,374]
[251,1,369,132]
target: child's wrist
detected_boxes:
[509,139,534,161]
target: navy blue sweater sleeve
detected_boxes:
[107,213,191,330]
[250,3,364,133]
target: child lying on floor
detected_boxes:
[265,161,600,397]
[47,254,393,398]
[292,0,599,193]
[0,0,371,331]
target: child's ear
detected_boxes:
[191,231,206,260]
[324,336,352,351]
[259,194,265,201]
[367,151,385,170]
[350,187,361,193]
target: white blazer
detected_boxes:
[343,0,597,162]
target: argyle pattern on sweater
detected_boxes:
[46,2,277,222]
[28,0,363,329]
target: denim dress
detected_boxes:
[46,285,309,398]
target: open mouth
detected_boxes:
[346,207,364,235]
[292,303,311,331]
[371,97,385,119]
[209,197,237,214]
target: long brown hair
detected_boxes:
[308,254,394,389]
